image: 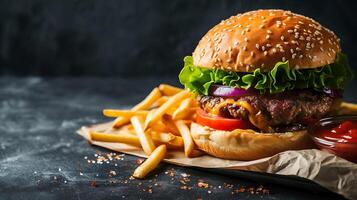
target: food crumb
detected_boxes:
[136,159,144,165]
[197,180,209,188]
[109,170,116,176]
[165,168,175,177]
[91,181,97,188]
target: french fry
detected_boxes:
[133,145,167,179]
[144,90,191,130]
[165,135,184,149]
[89,131,141,147]
[149,120,167,132]
[112,87,161,128]
[131,116,156,155]
[175,120,194,157]
[103,109,148,118]
[151,132,183,149]
[150,131,175,142]
[153,96,169,107]
[158,84,183,96]
[89,130,183,149]
[172,98,192,120]
[165,107,177,116]
[162,115,180,135]
[339,102,357,115]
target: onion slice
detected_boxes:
[323,88,343,98]
[209,85,254,97]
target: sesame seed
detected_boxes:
[319,40,323,44]
[234,41,239,46]
[259,24,265,29]
[262,46,266,51]
[299,55,303,58]
[266,43,272,47]
[255,44,260,49]
[264,51,268,56]
[267,30,272,34]
[243,46,247,51]
[250,51,255,57]
[272,48,277,53]
[281,36,285,41]
[244,37,249,42]
[290,49,294,53]
[287,30,293,33]
[266,35,270,39]
[282,57,286,61]
[292,53,296,59]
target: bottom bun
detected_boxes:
[190,123,316,160]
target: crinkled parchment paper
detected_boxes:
[77,122,357,199]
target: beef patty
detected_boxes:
[198,90,335,131]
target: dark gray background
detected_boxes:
[0,0,356,78]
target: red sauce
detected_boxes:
[314,120,357,163]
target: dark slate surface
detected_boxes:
[0,77,352,200]
[0,1,356,82]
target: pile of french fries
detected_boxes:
[89,84,202,179]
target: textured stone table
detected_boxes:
[1,77,353,200]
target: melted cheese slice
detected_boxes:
[210,99,273,132]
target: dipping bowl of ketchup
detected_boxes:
[309,117,357,163]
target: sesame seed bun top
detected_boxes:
[192,9,341,72]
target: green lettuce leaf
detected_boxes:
[178,53,353,95]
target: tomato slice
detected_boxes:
[196,109,253,131]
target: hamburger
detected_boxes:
[178,9,353,160]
